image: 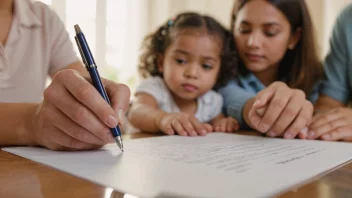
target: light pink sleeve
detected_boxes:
[45,6,80,75]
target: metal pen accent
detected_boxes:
[74,24,124,152]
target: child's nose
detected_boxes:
[184,65,198,79]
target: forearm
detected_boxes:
[314,95,345,113]
[128,104,166,133]
[0,103,37,146]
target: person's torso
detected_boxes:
[342,6,352,94]
[0,0,52,103]
[235,73,320,103]
[135,77,223,123]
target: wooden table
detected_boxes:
[1,131,352,198]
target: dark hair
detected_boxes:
[231,0,322,95]
[139,12,237,89]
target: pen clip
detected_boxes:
[75,36,88,67]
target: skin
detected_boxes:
[0,0,131,150]
[309,95,352,141]
[233,0,312,139]
[128,30,239,136]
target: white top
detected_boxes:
[135,76,223,123]
[0,0,79,103]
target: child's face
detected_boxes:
[233,0,300,75]
[158,30,221,101]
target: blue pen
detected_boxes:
[74,24,123,152]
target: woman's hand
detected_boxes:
[308,107,352,141]
[246,82,312,139]
[26,69,130,151]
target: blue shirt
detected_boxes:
[321,4,352,104]
[219,73,320,127]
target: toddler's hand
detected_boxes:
[212,117,240,132]
[156,113,211,136]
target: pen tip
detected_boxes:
[115,137,124,152]
[74,24,82,34]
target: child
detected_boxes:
[220,0,323,139]
[128,12,239,136]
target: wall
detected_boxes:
[146,0,352,58]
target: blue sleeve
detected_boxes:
[308,80,322,104]
[321,7,351,104]
[218,80,256,127]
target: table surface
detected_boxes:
[1,131,352,198]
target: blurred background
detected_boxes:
[36,0,352,94]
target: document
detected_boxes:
[3,133,352,198]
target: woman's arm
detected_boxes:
[314,95,345,112]
[0,62,89,147]
[0,70,130,150]
[0,104,37,146]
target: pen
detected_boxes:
[74,24,124,152]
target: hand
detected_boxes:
[308,107,352,141]
[248,82,312,139]
[26,69,130,151]
[156,112,212,136]
[212,117,239,133]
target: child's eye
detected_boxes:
[175,58,187,65]
[202,64,213,70]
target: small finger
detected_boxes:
[204,123,213,133]
[171,119,187,136]
[219,119,228,132]
[189,116,207,136]
[179,117,197,136]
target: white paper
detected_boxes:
[3,133,352,198]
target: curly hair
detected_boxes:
[138,12,237,89]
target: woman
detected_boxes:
[219,0,322,139]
